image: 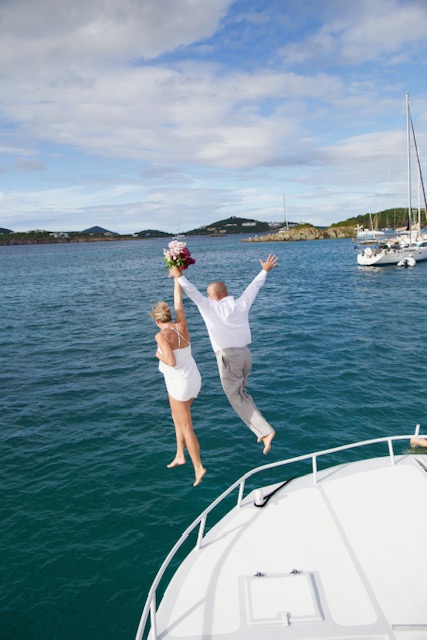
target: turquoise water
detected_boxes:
[1,236,426,639]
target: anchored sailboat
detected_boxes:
[356,93,427,266]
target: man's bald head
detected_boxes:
[207,281,228,300]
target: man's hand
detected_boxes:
[259,254,279,272]
[169,266,182,278]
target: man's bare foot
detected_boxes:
[410,437,427,448]
[261,430,275,455]
[167,456,186,468]
[193,467,206,487]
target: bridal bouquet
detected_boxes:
[163,240,196,271]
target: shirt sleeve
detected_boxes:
[178,275,210,309]
[239,269,268,307]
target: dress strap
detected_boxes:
[161,324,190,348]
[173,324,190,347]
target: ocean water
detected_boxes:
[1,236,426,640]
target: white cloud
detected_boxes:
[1,62,347,171]
[280,0,427,65]
[15,158,45,171]
[0,0,234,63]
[1,0,427,233]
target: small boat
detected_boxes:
[397,256,416,267]
[356,94,427,266]
[135,427,427,640]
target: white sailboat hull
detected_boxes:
[356,94,427,267]
[357,243,427,266]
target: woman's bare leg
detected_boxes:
[167,409,186,468]
[167,398,196,467]
[168,396,206,486]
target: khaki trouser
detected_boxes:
[215,346,274,439]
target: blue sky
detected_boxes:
[1,0,427,234]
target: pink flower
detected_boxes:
[163,241,196,270]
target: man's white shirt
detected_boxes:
[178,270,267,352]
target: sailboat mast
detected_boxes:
[406,92,412,237]
[418,146,421,229]
[283,194,288,230]
[410,113,427,227]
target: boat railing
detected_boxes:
[135,427,422,640]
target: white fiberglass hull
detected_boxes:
[137,435,427,640]
[357,244,427,266]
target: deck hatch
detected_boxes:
[243,571,323,626]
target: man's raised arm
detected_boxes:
[169,266,208,307]
[241,254,279,306]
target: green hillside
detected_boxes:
[186,216,272,235]
[135,229,171,238]
[332,207,425,229]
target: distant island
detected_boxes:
[0,209,420,245]
[242,223,354,243]
[0,217,292,245]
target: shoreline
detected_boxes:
[241,226,354,242]
[0,235,152,246]
[0,226,356,246]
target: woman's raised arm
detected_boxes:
[174,277,186,324]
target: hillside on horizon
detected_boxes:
[136,215,297,237]
[140,208,426,237]
[332,207,426,230]
[3,207,426,243]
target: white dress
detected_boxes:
[158,327,202,402]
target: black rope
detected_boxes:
[415,458,427,474]
[254,477,295,508]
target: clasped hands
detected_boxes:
[169,266,182,278]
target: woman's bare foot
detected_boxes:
[193,467,206,487]
[261,430,275,455]
[167,456,186,468]
[410,437,427,448]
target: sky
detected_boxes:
[1,0,427,234]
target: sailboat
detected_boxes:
[277,194,289,232]
[172,226,185,240]
[356,93,427,266]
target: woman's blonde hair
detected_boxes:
[150,301,172,323]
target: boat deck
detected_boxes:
[153,454,427,639]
